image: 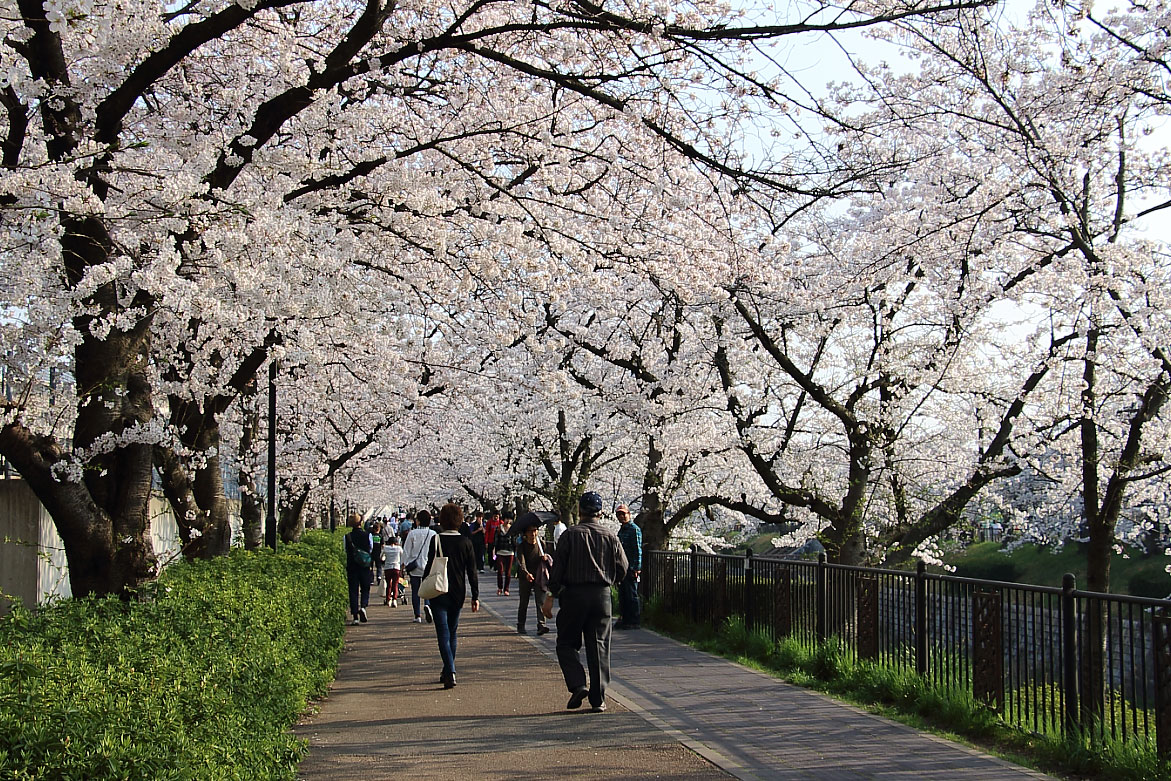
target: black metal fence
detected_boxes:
[643,548,1171,757]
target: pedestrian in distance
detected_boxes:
[614,504,642,630]
[398,514,414,545]
[424,503,480,689]
[402,510,437,624]
[493,511,516,595]
[484,510,502,566]
[382,533,403,606]
[543,491,628,713]
[552,516,567,546]
[516,523,551,635]
[469,510,487,571]
[370,519,385,586]
[344,512,375,625]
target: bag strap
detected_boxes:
[423,531,439,573]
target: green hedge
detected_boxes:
[0,530,346,780]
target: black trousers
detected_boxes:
[555,585,612,707]
[347,566,373,617]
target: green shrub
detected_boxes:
[744,628,775,660]
[0,531,346,780]
[769,636,809,671]
[719,615,749,653]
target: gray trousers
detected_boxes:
[517,576,547,630]
[555,585,612,707]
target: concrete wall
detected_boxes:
[0,477,195,614]
[0,477,52,611]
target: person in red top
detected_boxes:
[483,511,502,568]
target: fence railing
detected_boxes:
[642,547,1171,757]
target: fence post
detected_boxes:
[1061,573,1079,738]
[915,560,928,676]
[1154,609,1171,760]
[744,549,754,631]
[690,544,699,625]
[816,551,827,644]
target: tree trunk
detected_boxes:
[0,222,159,597]
[279,487,309,543]
[238,393,263,550]
[157,403,232,559]
[636,435,666,550]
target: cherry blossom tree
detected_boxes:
[0,0,1004,597]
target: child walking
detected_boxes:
[383,534,403,606]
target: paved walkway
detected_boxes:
[296,586,1054,780]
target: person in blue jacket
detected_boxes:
[614,504,642,630]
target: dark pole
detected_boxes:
[265,360,278,551]
[1061,573,1079,737]
[329,473,337,532]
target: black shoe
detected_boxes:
[517,627,528,635]
[567,688,588,710]
[358,607,368,624]
[537,625,550,635]
[442,673,457,689]
[424,605,433,624]
[590,701,607,713]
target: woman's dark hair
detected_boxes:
[416,510,432,527]
[439,503,463,531]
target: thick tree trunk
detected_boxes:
[0,222,159,597]
[636,435,666,550]
[279,487,309,543]
[157,404,232,559]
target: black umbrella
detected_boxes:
[512,510,559,536]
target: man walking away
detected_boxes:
[614,504,642,630]
[543,491,628,713]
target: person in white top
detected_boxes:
[382,535,404,607]
[552,518,568,545]
[401,511,438,623]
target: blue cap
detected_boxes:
[579,491,604,515]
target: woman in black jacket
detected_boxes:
[425,503,480,688]
[492,513,516,595]
[344,513,375,625]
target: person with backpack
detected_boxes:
[344,512,375,625]
[401,511,437,623]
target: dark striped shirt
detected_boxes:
[548,518,628,596]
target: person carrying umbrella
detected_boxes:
[542,491,628,713]
[514,511,557,635]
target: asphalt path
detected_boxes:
[296,583,1054,780]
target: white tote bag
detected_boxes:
[418,534,449,599]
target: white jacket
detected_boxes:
[401,527,437,574]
